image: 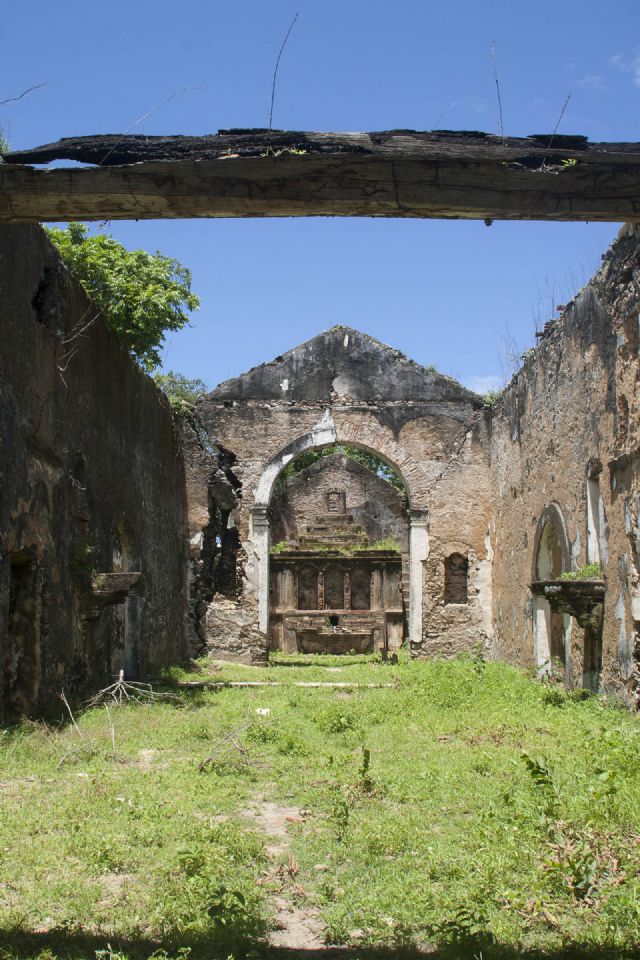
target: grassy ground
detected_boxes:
[1,654,640,959]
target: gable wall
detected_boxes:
[193,332,494,662]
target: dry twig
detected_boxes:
[490,41,505,143]
[541,93,572,170]
[99,87,203,167]
[57,690,96,766]
[85,670,180,707]
[60,690,88,741]
[0,82,47,107]
[104,703,119,759]
[268,12,299,130]
[199,719,254,771]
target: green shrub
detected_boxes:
[560,563,603,580]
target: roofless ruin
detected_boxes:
[1,128,640,716]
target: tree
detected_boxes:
[46,222,200,372]
[153,370,207,416]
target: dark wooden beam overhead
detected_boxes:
[1,129,640,223]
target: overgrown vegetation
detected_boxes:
[483,389,501,407]
[153,370,207,417]
[1,657,639,958]
[152,371,216,457]
[269,540,290,554]
[366,536,401,552]
[270,536,400,555]
[46,224,200,372]
[560,563,604,581]
[277,443,405,492]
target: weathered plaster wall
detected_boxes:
[490,225,640,704]
[0,224,188,717]
[194,327,493,660]
[269,454,407,548]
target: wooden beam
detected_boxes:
[2,129,640,223]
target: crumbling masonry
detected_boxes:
[3,221,640,716]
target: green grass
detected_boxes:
[1,656,640,959]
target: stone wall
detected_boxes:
[0,224,189,718]
[269,453,407,548]
[490,225,640,704]
[7,218,640,708]
[193,327,494,661]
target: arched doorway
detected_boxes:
[252,438,427,653]
[266,446,409,654]
[532,504,571,675]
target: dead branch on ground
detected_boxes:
[85,670,181,707]
[199,719,254,772]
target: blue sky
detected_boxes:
[2,0,639,392]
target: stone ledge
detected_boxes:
[531,579,605,630]
[84,572,142,620]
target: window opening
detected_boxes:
[444,553,468,604]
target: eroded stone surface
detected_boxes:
[188,326,493,662]
[0,224,188,718]
[490,224,640,703]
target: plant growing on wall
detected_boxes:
[46,223,200,371]
[153,370,207,413]
[559,563,603,581]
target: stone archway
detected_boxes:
[250,432,428,650]
[266,449,411,654]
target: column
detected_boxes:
[318,568,325,610]
[408,509,429,649]
[344,571,351,610]
[370,566,383,610]
[251,505,270,634]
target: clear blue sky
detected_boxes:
[2,0,638,392]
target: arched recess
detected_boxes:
[532,504,572,673]
[251,427,429,648]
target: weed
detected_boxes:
[269,540,290,554]
[437,904,495,947]
[483,389,501,406]
[357,746,375,793]
[356,537,400,553]
[542,687,567,707]
[560,563,603,581]
[332,789,350,843]
[314,705,359,734]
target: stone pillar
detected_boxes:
[318,568,325,610]
[408,509,429,649]
[532,595,551,674]
[344,571,351,610]
[251,506,270,634]
[371,566,383,610]
[282,566,296,609]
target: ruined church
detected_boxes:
[2,221,640,717]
